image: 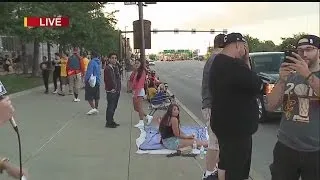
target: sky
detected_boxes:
[103,2,320,55]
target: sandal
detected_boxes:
[166,150,181,157]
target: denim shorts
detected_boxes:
[162,137,179,150]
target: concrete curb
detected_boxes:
[167,89,205,127]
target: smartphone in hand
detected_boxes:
[283,50,297,63]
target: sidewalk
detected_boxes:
[0,81,205,180]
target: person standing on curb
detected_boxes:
[81,52,90,89]
[267,35,320,180]
[52,52,62,94]
[67,48,84,102]
[201,33,225,180]
[209,33,263,180]
[58,53,69,96]
[132,59,153,128]
[84,51,101,115]
[39,56,51,94]
[104,53,121,128]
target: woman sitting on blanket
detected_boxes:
[159,104,208,150]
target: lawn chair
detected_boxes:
[149,91,175,116]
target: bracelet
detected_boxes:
[305,72,314,81]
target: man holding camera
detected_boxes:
[209,33,263,180]
[267,35,320,180]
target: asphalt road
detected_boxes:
[152,60,281,180]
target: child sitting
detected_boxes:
[150,85,167,105]
[147,80,157,101]
[159,104,208,150]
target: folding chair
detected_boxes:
[149,92,175,116]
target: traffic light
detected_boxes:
[152,28,158,34]
[223,29,228,34]
[191,29,196,34]
[174,28,179,34]
[133,19,152,49]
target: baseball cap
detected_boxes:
[297,35,320,49]
[223,33,247,47]
[214,34,226,48]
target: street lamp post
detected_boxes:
[138,2,145,64]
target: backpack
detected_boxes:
[68,55,81,70]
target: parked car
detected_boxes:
[148,59,155,66]
[249,52,285,123]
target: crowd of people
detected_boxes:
[1,32,319,180]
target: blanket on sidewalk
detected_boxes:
[136,126,208,155]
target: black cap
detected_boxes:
[91,50,99,58]
[297,35,320,49]
[214,34,226,48]
[223,33,247,47]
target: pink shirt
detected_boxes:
[132,70,146,96]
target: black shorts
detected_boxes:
[218,136,252,180]
[270,141,320,180]
[85,82,100,101]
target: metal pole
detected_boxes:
[119,29,122,60]
[124,26,127,60]
[138,2,145,64]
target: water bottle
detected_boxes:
[192,140,197,154]
[205,127,209,140]
[199,145,205,159]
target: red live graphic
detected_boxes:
[24,17,69,27]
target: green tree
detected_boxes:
[277,33,307,51]
[244,34,277,52]
[0,2,121,75]
[243,34,260,52]
[256,40,277,52]
[2,2,60,76]
[149,54,157,61]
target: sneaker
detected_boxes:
[44,90,49,94]
[145,115,153,125]
[134,120,144,128]
[53,90,58,94]
[202,170,218,180]
[105,123,117,128]
[73,98,80,102]
[58,92,65,96]
[86,108,98,115]
[113,122,120,126]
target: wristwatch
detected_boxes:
[0,158,9,174]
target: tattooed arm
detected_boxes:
[265,80,286,112]
[307,73,320,96]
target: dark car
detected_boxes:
[249,52,285,123]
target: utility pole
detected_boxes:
[124,26,127,60]
[118,29,122,60]
[138,2,145,64]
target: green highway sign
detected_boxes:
[124,2,136,5]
